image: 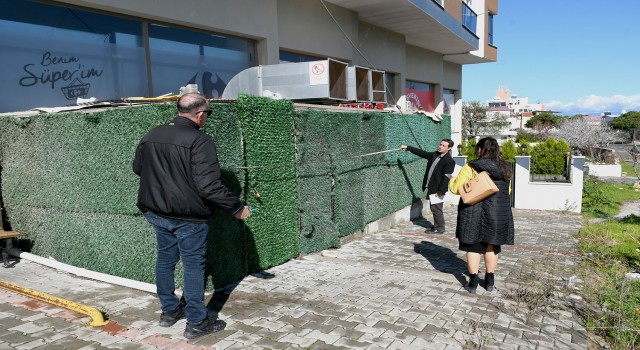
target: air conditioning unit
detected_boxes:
[222,59,348,102]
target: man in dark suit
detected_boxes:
[401,139,455,233]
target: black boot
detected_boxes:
[484,272,495,292]
[465,273,479,294]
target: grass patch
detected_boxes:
[577,177,640,349]
[620,161,639,178]
[582,177,640,218]
[581,219,640,275]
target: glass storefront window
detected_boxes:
[443,88,456,116]
[0,0,256,112]
[405,81,435,112]
[0,1,145,112]
[149,25,255,98]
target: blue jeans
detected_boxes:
[144,211,209,324]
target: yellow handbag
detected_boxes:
[458,169,499,205]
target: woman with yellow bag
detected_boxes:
[449,137,514,293]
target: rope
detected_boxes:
[222,148,404,171]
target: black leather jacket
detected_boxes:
[133,116,243,222]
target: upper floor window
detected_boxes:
[488,13,494,45]
[431,0,444,8]
[462,2,477,34]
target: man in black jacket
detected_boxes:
[133,93,250,339]
[401,139,455,233]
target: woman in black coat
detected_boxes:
[448,137,514,293]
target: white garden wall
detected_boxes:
[585,163,622,177]
[513,156,585,213]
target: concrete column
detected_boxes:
[513,156,530,210]
[570,156,585,211]
[449,156,468,206]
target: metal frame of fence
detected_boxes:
[529,150,572,183]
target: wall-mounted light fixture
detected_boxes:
[520,144,527,156]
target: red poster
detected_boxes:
[405,88,435,112]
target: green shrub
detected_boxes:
[582,177,614,218]
[531,138,571,175]
[461,138,477,161]
[501,140,517,161]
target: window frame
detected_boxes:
[461,2,478,35]
[0,0,257,111]
[488,13,495,46]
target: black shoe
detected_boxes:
[184,317,227,339]
[159,306,184,327]
[465,273,479,294]
[428,228,444,234]
[484,272,495,292]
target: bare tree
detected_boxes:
[554,118,619,160]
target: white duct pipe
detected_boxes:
[17,252,162,294]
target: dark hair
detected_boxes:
[177,93,208,114]
[476,137,512,181]
[442,138,454,148]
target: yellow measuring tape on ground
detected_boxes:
[0,280,108,326]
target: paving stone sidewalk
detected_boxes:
[0,207,588,349]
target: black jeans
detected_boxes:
[430,201,445,231]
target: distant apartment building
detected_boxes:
[485,85,545,142]
[582,115,605,126]
[0,0,499,148]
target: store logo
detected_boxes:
[405,92,422,110]
[187,71,227,98]
[61,78,90,100]
[19,51,102,99]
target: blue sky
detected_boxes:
[462,0,640,116]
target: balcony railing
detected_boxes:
[462,2,477,34]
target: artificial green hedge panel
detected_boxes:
[0,100,295,289]
[323,112,364,237]
[0,104,174,215]
[361,113,452,223]
[293,110,340,254]
[236,96,300,271]
[200,102,249,287]
[7,205,156,282]
[294,110,451,253]
[0,98,452,289]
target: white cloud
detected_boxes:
[544,94,640,115]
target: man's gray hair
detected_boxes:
[177,93,208,114]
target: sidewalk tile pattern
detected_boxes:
[0,208,589,349]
